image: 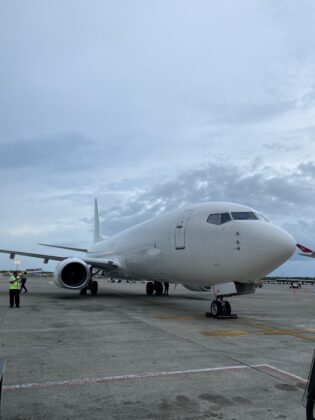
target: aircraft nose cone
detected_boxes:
[247,224,296,275]
[271,228,296,262]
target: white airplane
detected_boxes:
[0,200,296,317]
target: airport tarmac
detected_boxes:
[0,278,314,419]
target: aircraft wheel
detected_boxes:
[154,282,164,296]
[211,300,222,317]
[79,287,88,295]
[90,281,98,296]
[224,301,231,316]
[146,282,154,296]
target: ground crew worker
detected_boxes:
[163,282,169,296]
[20,271,28,293]
[9,271,21,308]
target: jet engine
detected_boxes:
[54,258,91,289]
[183,284,211,292]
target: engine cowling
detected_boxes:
[213,281,256,297]
[183,284,211,292]
[54,258,91,289]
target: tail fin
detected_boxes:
[93,198,103,243]
[296,243,313,253]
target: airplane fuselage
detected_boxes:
[87,202,295,286]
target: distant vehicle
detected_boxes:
[290,282,301,289]
[0,199,296,317]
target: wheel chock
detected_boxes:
[205,312,238,319]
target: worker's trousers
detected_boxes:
[9,290,20,307]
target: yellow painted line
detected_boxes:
[254,328,301,335]
[235,318,315,342]
[199,325,315,341]
[200,329,250,337]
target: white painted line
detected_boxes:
[262,364,308,384]
[3,364,307,392]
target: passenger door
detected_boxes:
[175,210,193,249]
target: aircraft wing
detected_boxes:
[296,243,315,258]
[38,243,88,252]
[82,257,120,274]
[0,248,65,263]
[0,248,120,274]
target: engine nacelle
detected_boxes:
[213,281,256,298]
[54,258,91,289]
[183,284,211,292]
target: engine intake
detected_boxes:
[54,258,90,289]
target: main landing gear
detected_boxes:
[79,281,99,296]
[79,268,99,296]
[146,281,164,296]
[206,296,237,319]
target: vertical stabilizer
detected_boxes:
[93,198,102,243]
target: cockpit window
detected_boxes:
[220,213,232,224]
[231,212,258,220]
[207,214,220,225]
[208,211,267,224]
[207,212,232,225]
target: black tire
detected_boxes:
[90,281,98,296]
[224,301,231,316]
[79,287,88,295]
[146,282,154,296]
[211,300,222,317]
[154,282,164,296]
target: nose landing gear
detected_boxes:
[206,297,237,319]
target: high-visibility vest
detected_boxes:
[9,276,20,290]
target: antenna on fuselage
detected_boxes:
[93,198,103,243]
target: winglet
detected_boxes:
[93,198,103,243]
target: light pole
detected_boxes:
[14,260,20,271]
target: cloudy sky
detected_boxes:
[0,0,315,275]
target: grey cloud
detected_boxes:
[0,131,157,185]
[35,193,94,205]
[0,133,97,170]
[98,161,315,240]
[298,162,315,177]
[262,142,299,152]
[208,98,296,126]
